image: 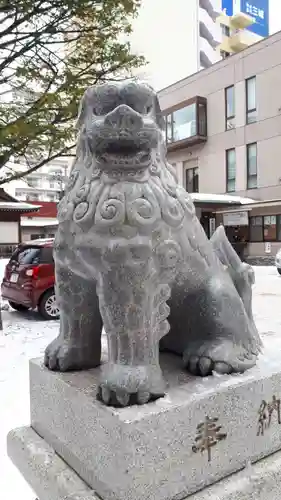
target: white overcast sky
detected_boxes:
[270,0,281,33]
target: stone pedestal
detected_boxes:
[7,426,281,500]
[7,354,281,500]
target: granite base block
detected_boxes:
[7,426,98,500]
[7,425,281,500]
[28,354,281,500]
[27,355,281,500]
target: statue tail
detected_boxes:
[210,226,262,351]
[210,225,247,275]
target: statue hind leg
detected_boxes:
[161,226,261,376]
[44,265,103,371]
[165,274,261,377]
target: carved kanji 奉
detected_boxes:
[44,80,262,407]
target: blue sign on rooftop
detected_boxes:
[222,0,269,38]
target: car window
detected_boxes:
[39,247,54,264]
[11,246,41,265]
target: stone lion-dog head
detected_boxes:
[58,80,194,245]
[76,80,166,175]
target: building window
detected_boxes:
[173,104,196,141]
[27,194,39,201]
[247,143,257,189]
[166,114,173,143]
[263,216,277,241]
[31,234,45,240]
[225,85,235,130]
[198,102,207,136]
[249,215,281,242]
[16,191,26,200]
[277,216,281,241]
[28,178,38,187]
[163,98,207,145]
[226,148,236,193]
[185,167,199,193]
[221,24,230,37]
[246,76,257,124]
[220,50,230,59]
[249,216,263,242]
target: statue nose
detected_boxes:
[104,105,142,130]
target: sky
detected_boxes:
[270,0,281,33]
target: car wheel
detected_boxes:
[278,269,281,275]
[8,301,29,312]
[38,289,60,320]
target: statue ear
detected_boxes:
[76,90,89,130]
[140,81,165,131]
[154,93,165,131]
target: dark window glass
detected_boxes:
[226,148,236,192]
[277,215,281,241]
[198,103,207,136]
[249,216,263,242]
[221,50,230,58]
[263,215,277,241]
[225,85,235,130]
[247,143,257,189]
[221,24,230,36]
[193,167,199,193]
[40,247,54,264]
[185,167,199,193]
[246,76,257,124]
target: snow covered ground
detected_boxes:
[0,260,281,499]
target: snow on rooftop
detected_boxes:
[190,193,256,205]
[21,218,58,227]
[0,202,41,211]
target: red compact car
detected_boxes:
[1,238,59,320]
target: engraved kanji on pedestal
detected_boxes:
[192,416,227,462]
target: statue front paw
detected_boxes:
[44,338,100,371]
[97,363,166,407]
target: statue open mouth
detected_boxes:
[96,140,152,168]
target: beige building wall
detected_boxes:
[159,30,281,201]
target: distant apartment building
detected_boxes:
[158,30,281,260]
[130,0,269,90]
[4,157,71,203]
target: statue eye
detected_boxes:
[144,104,153,114]
[93,107,102,116]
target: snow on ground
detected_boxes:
[0,259,58,500]
[0,260,281,499]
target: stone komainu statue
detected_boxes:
[44,81,261,407]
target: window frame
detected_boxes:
[172,104,197,142]
[246,142,257,190]
[185,166,199,193]
[245,76,257,124]
[249,215,281,242]
[163,97,207,145]
[225,85,235,130]
[226,148,236,193]
[221,24,230,37]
